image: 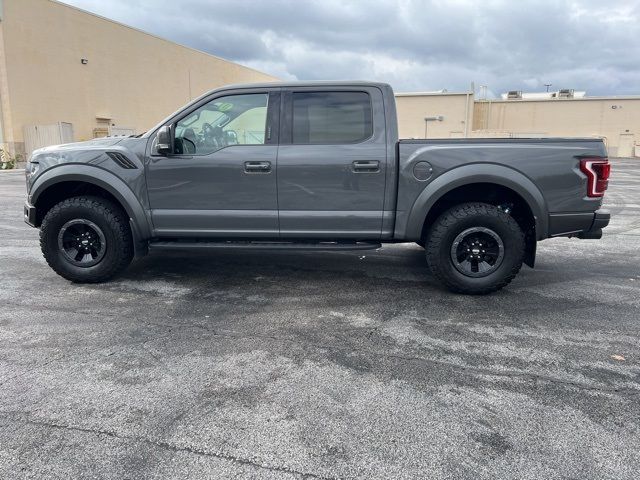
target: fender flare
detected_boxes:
[30,165,152,239]
[404,163,548,240]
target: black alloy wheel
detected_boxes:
[57,219,107,267]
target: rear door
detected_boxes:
[276,87,387,238]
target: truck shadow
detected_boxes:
[123,244,438,291]
[119,242,614,304]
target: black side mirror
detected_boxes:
[156,126,171,154]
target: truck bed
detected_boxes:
[393,137,608,241]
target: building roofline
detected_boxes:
[395,91,473,97]
[479,95,640,103]
[51,0,277,79]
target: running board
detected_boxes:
[148,240,382,252]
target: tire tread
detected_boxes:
[426,202,524,294]
[40,196,132,283]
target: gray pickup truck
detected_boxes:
[24,81,611,294]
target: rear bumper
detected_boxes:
[548,209,610,239]
[591,209,611,230]
[576,209,610,239]
[24,202,37,227]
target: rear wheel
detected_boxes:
[40,196,133,283]
[425,202,524,294]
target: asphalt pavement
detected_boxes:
[1,159,639,479]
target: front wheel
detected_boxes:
[425,202,525,294]
[40,196,133,283]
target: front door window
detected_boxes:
[174,93,268,154]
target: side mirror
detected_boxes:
[156,126,172,154]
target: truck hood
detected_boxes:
[31,137,125,158]
[26,136,146,193]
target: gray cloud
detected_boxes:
[61,0,640,96]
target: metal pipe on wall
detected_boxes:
[464,82,474,138]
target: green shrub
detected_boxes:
[0,149,21,170]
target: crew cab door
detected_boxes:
[277,87,387,238]
[145,89,280,237]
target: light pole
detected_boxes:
[544,83,552,92]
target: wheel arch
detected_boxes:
[30,165,151,240]
[404,164,548,242]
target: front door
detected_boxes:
[276,88,387,238]
[146,90,280,237]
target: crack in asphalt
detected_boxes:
[0,413,338,480]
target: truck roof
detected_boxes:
[208,80,393,92]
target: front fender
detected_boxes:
[401,163,548,240]
[30,164,152,239]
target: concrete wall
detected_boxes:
[473,98,640,156]
[0,0,278,156]
[395,92,473,139]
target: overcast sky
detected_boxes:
[61,0,640,97]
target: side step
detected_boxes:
[148,240,382,252]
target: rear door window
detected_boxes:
[292,91,372,144]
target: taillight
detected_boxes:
[579,157,610,198]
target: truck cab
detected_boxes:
[146,82,396,240]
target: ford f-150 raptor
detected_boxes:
[24,81,611,294]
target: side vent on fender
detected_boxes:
[106,151,137,169]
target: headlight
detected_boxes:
[25,161,39,182]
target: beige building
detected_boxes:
[395,89,640,157]
[0,0,278,160]
[395,91,474,139]
[473,96,640,157]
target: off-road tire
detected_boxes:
[425,202,525,294]
[40,196,133,283]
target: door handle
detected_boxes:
[244,161,271,173]
[352,160,380,173]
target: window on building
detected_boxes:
[292,91,372,144]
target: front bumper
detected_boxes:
[24,202,37,227]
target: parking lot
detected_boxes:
[0,158,639,479]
